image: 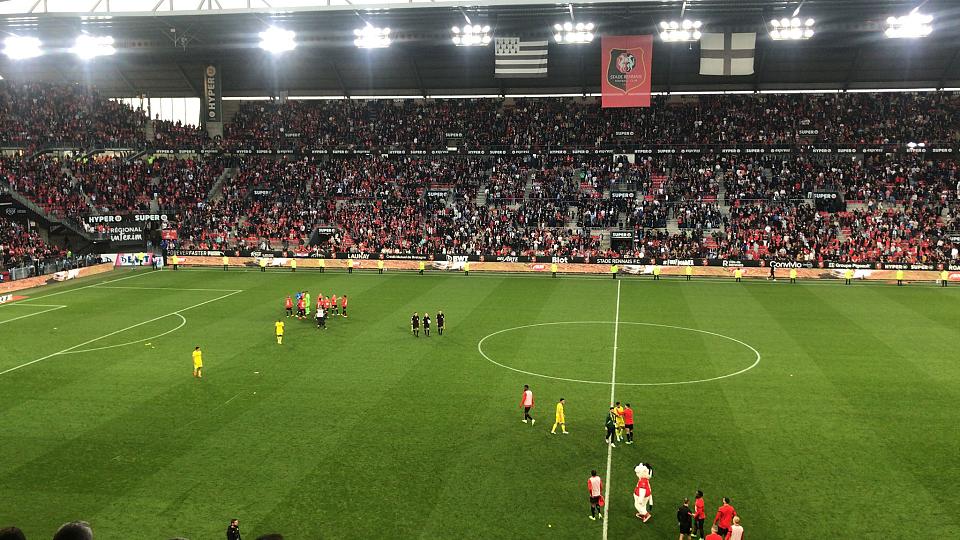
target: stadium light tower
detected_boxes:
[71,34,116,60]
[3,35,42,60]
[885,9,933,38]
[659,20,702,42]
[259,26,296,53]
[553,22,596,44]
[354,24,391,49]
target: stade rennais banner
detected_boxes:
[601,35,653,108]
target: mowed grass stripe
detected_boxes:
[743,283,950,535]
[84,273,456,538]
[802,285,960,528]
[262,277,615,538]
[597,281,764,539]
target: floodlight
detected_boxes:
[71,34,115,60]
[884,11,933,38]
[770,15,815,40]
[259,26,296,53]
[660,20,703,42]
[355,24,391,48]
[451,23,491,46]
[554,22,597,44]
[3,36,41,60]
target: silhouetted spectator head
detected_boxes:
[0,526,27,540]
[52,521,93,540]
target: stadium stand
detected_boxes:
[0,82,957,265]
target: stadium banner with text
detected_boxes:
[203,65,222,123]
[169,250,956,273]
[601,35,653,108]
[169,143,956,158]
[164,253,954,282]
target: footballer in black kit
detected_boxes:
[411,312,420,337]
[423,313,431,336]
[436,311,444,335]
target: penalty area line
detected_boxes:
[0,305,67,325]
[0,289,243,378]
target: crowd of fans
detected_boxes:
[0,83,957,265]
[0,83,145,151]
[0,214,65,271]
[220,92,960,150]
[0,157,91,220]
[151,119,211,149]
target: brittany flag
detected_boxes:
[494,37,548,78]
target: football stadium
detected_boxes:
[0,1,958,539]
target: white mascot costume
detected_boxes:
[633,462,653,522]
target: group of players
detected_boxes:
[410,311,444,337]
[274,291,349,344]
[519,385,744,539]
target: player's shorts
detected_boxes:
[679,523,692,534]
[194,364,202,369]
[590,495,601,504]
[717,527,729,537]
[625,423,634,430]
[524,406,531,413]
[276,333,283,337]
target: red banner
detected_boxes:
[601,35,653,108]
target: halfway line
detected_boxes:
[602,279,621,540]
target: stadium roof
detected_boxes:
[0,0,958,97]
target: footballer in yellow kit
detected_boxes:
[551,398,568,434]
[614,402,625,441]
[275,319,285,344]
[192,346,203,378]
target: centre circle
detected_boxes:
[477,321,761,386]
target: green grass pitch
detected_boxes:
[1,268,958,539]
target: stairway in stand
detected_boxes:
[341,232,355,250]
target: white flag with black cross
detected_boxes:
[699,33,756,76]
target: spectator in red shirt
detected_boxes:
[713,497,736,537]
